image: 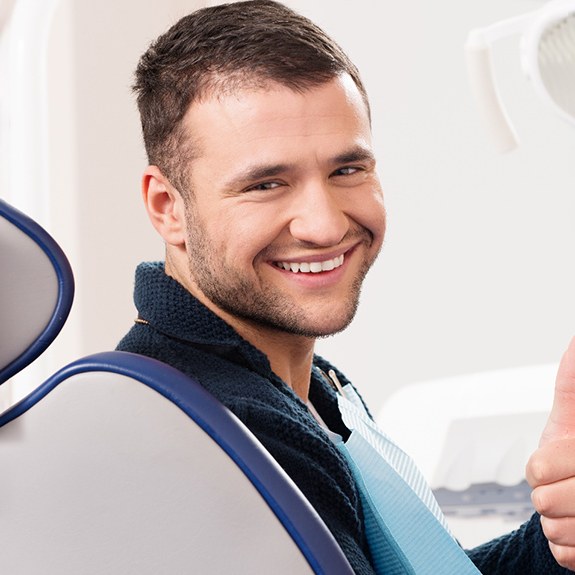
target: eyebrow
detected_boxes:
[332,145,376,166]
[224,145,376,190]
[229,163,292,188]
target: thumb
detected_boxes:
[539,336,575,447]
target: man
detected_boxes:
[117,1,575,572]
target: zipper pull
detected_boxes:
[328,369,345,395]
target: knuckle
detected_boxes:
[531,487,553,515]
[540,516,561,543]
[526,452,549,486]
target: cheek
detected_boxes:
[372,196,387,239]
[216,206,287,261]
[351,190,386,242]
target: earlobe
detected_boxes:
[142,166,186,246]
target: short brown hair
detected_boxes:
[133,0,369,192]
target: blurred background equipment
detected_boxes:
[466,0,575,151]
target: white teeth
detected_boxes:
[322,259,335,271]
[309,262,322,273]
[276,254,344,273]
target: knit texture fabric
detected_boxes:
[467,513,573,574]
[117,262,572,574]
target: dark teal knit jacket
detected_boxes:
[117,262,571,575]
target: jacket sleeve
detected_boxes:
[466,512,574,574]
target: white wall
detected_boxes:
[38,0,203,383]
[4,0,574,414]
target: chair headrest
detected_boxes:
[0,200,74,384]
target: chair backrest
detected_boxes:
[0,201,353,574]
[0,199,74,384]
[0,351,353,574]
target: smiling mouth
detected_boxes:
[274,254,345,273]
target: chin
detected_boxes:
[313,321,354,339]
[289,312,356,339]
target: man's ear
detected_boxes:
[142,166,186,246]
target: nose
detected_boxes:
[288,182,349,247]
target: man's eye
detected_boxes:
[334,166,361,176]
[246,181,281,192]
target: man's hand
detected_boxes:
[527,337,575,570]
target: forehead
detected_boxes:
[183,75,372,167]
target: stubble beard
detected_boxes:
[185,211,376,338]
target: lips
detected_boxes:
[274,254,344,273]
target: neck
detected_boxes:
[164,253,316,401]
[234,321,316,401]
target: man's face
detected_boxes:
[178,75,386,338]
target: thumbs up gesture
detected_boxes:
[527,337,575,569]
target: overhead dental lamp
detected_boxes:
[466,0,575,151]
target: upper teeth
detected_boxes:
[276,254,344,273]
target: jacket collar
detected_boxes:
[133,261,275,378]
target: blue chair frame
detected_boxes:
[0,199,74,385]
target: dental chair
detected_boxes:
[0,199,353,575]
